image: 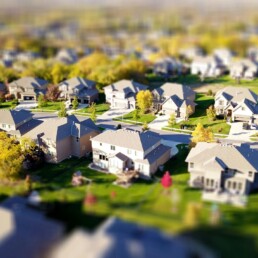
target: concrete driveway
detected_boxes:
[148,114,169,130]
[227,122,258,141]
[15,101,38,111]
[97,108,133,122]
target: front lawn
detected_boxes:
[0,101,16,110]
[167,93,231,135]
[114,110,156,124]
[32,101,62,112]
[74,103,110,116]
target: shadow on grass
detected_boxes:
[180,226,258,258]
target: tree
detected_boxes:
[191,123,214,146]
[136,90,153,114]
[206,105,216,121]
[185,105,193,120]
[37,94,47,108]
[25,174,33,193]
[0,132,24,180]
[72,97,79,110]
[161,171,173,189]
[51,63,69,84]
[133,108,140,123]
[89,103,97,122]
[168,113,176,127]
[142,121,149,131]
[46,84,61,101]
[184,202,202,228]
[58,102,67,117]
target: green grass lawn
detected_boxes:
[32,101,62,112]
[167,93,231,135]
[114,110,156,124]
[0,147,258,257]
[75,103,110,115]
[0,101,16,110]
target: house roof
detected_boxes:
[0,196,64,258]
[59,77,96,90]
[233,98,258,114]
[111,152,129,162]
[24,115,99,142]
[0,109,33,126]
[186,142,258,172]
[8,77,48,90]
[104,79,148,94]
[0,82,6,92]
[215,86,258,104]
[153,83,195,100]
[91,129,160,152]
[50,217,190,258]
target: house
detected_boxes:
[153,57,183,77]
[0,109,35,135]
[186,142,258,198]
[56,48,78,64]
[191,56,224,78]
[179,47,204,61]
[8,77,49,100]
[24,115,100,163]
[152,83,196,119]
[50,217,197,258]
[16,51,41,62]
[247,46,258,64]
[229,59,258,80]
[0,196,64,258]
[104,79,149,109]
[214,86,258,122]
[213,48,234,67]
[58,77,99,104]
[91,128,171,178]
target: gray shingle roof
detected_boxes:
[9,77,48,90]
[0,109,33,126]
[59,77,96,91]
[91,129,160,152]
[186,142,258,172]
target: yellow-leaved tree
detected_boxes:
[136,90,153,114]
[191,123,214,147]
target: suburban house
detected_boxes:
[191,56,225,78]
[58,77,99,104]
[213,48,234,67]
[55,48,78,64]
[24,115,100,163]
[179,47,204,61]
[91,128,171,178]
[247,47,258,64]
[229,59,258,80]
[186,142,258,198]
[8,77,49,100]
[214,86,258,122]
[104,79,148,109]
[152,83,196,119]
[0,109,38,137]
[153,57,183,77]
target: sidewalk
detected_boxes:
[97,108,133,122]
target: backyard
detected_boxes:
[0,147,258,257]
[165,93,231,135]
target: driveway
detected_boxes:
[227,122,258,141]
[15,101,38,111]
[148,114,169,130]
[97,108,133,122]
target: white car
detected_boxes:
[250,123,257,130]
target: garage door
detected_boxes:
[234,116,250,122]
[23,96,34,100]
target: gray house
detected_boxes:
[229,59,258,80]
[8,77,48,100]
[152,83,196,119]
[153,57,183,77]
[24,115,100,163]
[59,77,99,104]
[186,142,258,197]
[55,48,78,65]
[104,80,149,109]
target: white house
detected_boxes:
[90,129,171,178]
[104,79,148,109]
[230,59,258,80]
[152,83,196,119]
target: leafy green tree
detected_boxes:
[0,132,24,180]
[133,108,140,123]
[58,102,67,117]
[142,121,149,131]
[72,97,79,110]
[90,104,97,122]
[37,94,47,108]
[168,114,176,126]
[136,90,153,114]
[206,105,216,121]
[51,63,69,84]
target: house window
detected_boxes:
[227,181,231,188]
[135,151,137,156]
[233,182,237,190]
[76,137,79,142]
[99,154,108,161]
[2,124,6,128]
[190,163,194,168]
[100,143,102,146]
[249,171,253,177]
[219,100,223,105]
[241,106,245,111]
[206,179,210,186]
[111,145,115,151]
[8,125,11,129]
[238,182,242,190]
[127,149,132,154]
